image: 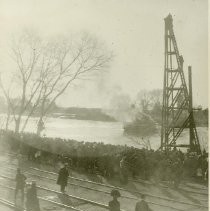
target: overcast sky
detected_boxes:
[0,0,208,108]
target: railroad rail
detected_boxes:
[29,167,208,207]
[0,197,26,211]
[0,183,85,211]
[0,168,208,211]
[3,151,208,195]
[0,175,191,211]
[0,174,127,211]
[129,178,208,196]
[9,165,207,203]
[0,152,208,211]
[4,164,208,206]
[3,152,208,193]
[5,166,137,200]
[0,162,208,209]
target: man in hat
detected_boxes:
[135,194,151,211]
[108,189,121,211]
[57,163,69,192]
[15,168,27,205]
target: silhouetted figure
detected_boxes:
[15,168,26,206]
[109,189,121,211]
[172,158,183,188]
[57,163,69,192]
[37,119,45,136]
[135,194,151,211]
[34,150,41,164]
[119,156,128,184]
[26,181,40,211]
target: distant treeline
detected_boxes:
[51,107,116,122]
[0,95,207,124]
[0,97,116,122]
[124,108,208,137]
[146,104,208,127]
[193,109,208,127]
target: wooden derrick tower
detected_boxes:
[160,14,201,153]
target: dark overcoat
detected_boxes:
[135,200,150,211]
[57,167,69,186]
[109,199,120,211]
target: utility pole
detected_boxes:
[188,66,194,149]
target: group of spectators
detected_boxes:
[119,146,208,187]
[15,168,40,211]
[1,130,208,188]
[15,165,151,211]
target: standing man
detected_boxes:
[108,189,121,211]
[56,163,69,192]
[135,194,151,211]
[15,168,27,206]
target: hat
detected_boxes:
[111,189,121,197]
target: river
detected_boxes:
[0,115,208,151]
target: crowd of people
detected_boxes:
[1,130,208,186]
[1,129,208,183]
[0,130,207,211]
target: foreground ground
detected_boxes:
[0,148,208,211]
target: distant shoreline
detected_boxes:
[0,106,117,122]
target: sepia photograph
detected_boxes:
[0,0,208,210]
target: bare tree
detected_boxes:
[35,34,112,135]
[0,32,46,133]
[128,136,152,150]
[0,32,111,134]
[135,89,162,113]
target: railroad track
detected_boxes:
[2,152,208,194]
[0,183,88,211]
[0,173,127,211]
[0,197,26,211]
[4,166,138,200]
[29,167,208,206]
[129,177,208,196]
[3,164,208,207]
[0,152,208,211]
[8,165,209,205]
[0,174,192,211]
[0,167,208,211]
[1,183,92,211]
